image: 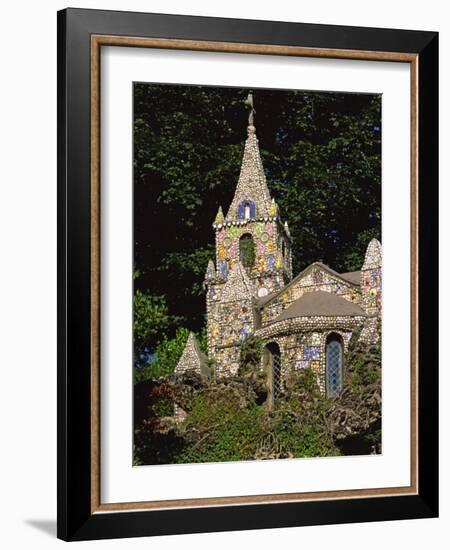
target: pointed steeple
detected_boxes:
[276,251,283,271]
[225,93,272,221]
[204,259,216,283]
[175,332,210,378]
[269,198,278,217]
[214,206,224,225]
[284,220,291,237]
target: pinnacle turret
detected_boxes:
[204,259,216,283]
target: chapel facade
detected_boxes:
[176,95,381,401]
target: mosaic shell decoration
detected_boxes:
[253,224,263,237]
[229,363,239,375]
[265,222,274,234]
[256,241,265,255]
[219,245,228,261]
[256,256,266,271]
[276,252,283,270]
[268,200,278,217]
[223,236,232,248]
[260,232,269,243]
[218,260,227,278]
[228,241,238,256]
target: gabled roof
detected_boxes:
[221,261,253,302]
[273,290,365,322]
[340,271,361,285]
[257,262,361,308]
[225,126,272,221]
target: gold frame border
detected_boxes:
[90,35,419,514]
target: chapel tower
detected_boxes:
[212,93,292,298]
[204,92,293,375]
[359,238,382,343]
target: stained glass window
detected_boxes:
[272,352,282,400]
[326,335,343,398]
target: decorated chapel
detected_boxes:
[175,93,382,402]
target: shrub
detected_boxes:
[134,327,190,383]
[133,292,169,365]
[134,331,382,464]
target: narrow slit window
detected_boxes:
[239,233,255,268]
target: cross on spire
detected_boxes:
[244,91,256,128]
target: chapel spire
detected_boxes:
[225,92,272,222]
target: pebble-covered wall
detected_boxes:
[266,330,353,392]
[255,315,362,390]
[359,239,382,344]
[206,262,256,376]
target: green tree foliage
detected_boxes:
[133,291,169,360]
[134,327,190,383]
[134,85,381,335]
[238,336,263,376]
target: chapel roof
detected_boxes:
[272,290,365,322]
[257,262,361,308]
[339,271,361,285]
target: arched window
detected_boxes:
[239,233,255,268]
[263,342,282,407]
[237,199,256,220]
[326,333,343,398]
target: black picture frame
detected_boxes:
[57,7,438,541]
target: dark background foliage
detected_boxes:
[133,83,381,347]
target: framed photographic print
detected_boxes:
[57,8,438,541]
